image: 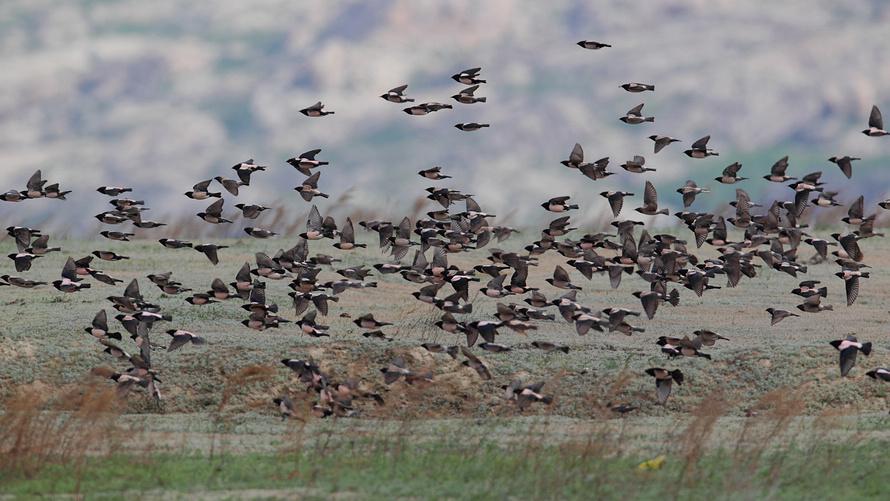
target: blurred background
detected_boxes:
[2,0,890,236]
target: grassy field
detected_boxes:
[1,235,889,498]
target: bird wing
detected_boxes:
[771,156,789,176]
[26,170,44,191]
[845,276,859,306]
[341,217,355,244]
[553,265,570,283]
[570,143,584,165]
[626,103,644,116]
[690,136,710,150]
[643,180,658,208]
[307,205,323,231]
[61,257,77,280]
[848,195,864,220]
[839,347,858,376]
[205,198,224,217]
[388,84,408,94]
[869,105,883,130]
[655,378,672,404]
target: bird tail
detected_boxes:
[645,117,655,122]
[817,287,828,297]
[480,123,491,127]
[823,305,834,311]
[476,79,487,84]
[476,97,487,103]
[861,342,872,356]
[657,209,669,215]
[646,85,655,91]
[644,168,657,172]
[405,98,415,102]
[80,283,92,289]
[559,346,570,354]
[699,352,712,360]
[860,272,871,278]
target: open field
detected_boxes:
[1,235,889,498]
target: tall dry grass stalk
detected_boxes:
[0,384,122,480]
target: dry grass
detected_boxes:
[0,383,122,482]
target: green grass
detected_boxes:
[2,438,887,500]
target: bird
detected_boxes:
[294,172,329,201]
[418,167,451,180]
[244,227,277,239]
[645,368,683,404]
[796,295,833,313]
[577,40,611,50]
[862,105,888,136]
[619,103,654,124]
[715,162,747,184]
[165,330,206,352]
[541,196,578,212]
[380,84,414,103]
[620,155,654,173]
[866,368,890,382]
[600,191,633,217]
[828,156,860,179]
[451,67,485,85]
[300,101,334,117]
[635,181,669,216]
[763,156,795,182]
[835,269,868,306]
[452,85,486,104]
[455,123,490,131]
[353,313,392,330]
[649,135,680,154]
[620,82,655,93]
[53,257,91,293]
[231,159,266,185]
[197,199,231,224]
[194,244,228,265]
[287,149,329,176]
[676,180,709,208]
[684,136,718,158]
[234,203,270,220]
[829,335,872,376]
[184,179,221,200]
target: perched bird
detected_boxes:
[300,101,334,117]
[829,335,872,376]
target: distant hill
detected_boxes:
[1,0,889,234]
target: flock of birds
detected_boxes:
[3,40,890,418]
